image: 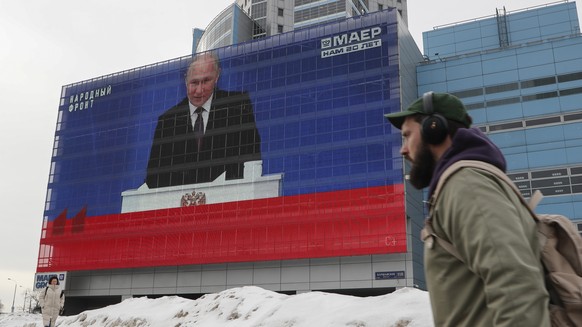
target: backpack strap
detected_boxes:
[43,286,65,300]
[421,160,469,262]
[421,160,544,262]
[421,220,464,261]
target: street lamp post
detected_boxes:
[23,289,28,313]
[7,278,18,313]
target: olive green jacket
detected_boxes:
[425,167,550,327]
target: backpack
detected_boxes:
[421,160,582,327]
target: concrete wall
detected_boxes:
[66,253,415,298]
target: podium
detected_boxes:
[121,161,283,213]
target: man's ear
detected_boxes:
[428,136,453,162]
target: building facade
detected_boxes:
[36,0,582,314]
[418,1,582,232]
[196,0,408,52]
[37,9,424,314]
[195,4,256,52]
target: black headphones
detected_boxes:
[421,91,448,144]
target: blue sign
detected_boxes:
[375,271,405,280]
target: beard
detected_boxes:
[408,141,436,190]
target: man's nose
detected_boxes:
[400,144,408,157]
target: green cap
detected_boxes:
[384,92,471,129]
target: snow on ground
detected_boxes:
[0,286,433,327]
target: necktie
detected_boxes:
[194,107,204,151]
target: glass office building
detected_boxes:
[196,4,255,52]
[37,9,425,313]
[196,0,408,52]
[418,2,582,231]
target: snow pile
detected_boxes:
[0,286,433,327]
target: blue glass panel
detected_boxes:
[527,148,568,168]
[525,125,564,144]
[566,146,582,164]
[489,130,526,147]
[521,98,560,116]
[505,153,529,170]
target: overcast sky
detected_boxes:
[1,0,578,311]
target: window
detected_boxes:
[278,24,284,33]
[525,116,561,127]
[522,91,558,102]
[252,2,267,19]
[489,121,523,132]
[560,87,582,96]
[452,88,483,98]
[485,82,518,94]
[521,76,556,88]
[465,103,484,110]
[564,112,582,122]
[486,97,520,107]
[378,4,383,11]
[278,8,284,17]
[558,71,582,83]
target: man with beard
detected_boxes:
[385,92,550,327]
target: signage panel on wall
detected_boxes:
[34,272,67,291]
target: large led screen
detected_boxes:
[38,10,406,272]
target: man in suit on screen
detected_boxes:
[146,52,261,188]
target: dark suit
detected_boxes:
[146,90,261,188]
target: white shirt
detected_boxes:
[188,94,213,133]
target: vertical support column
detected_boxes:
[496,7,510,48]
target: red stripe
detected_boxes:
[37,185,406,272]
